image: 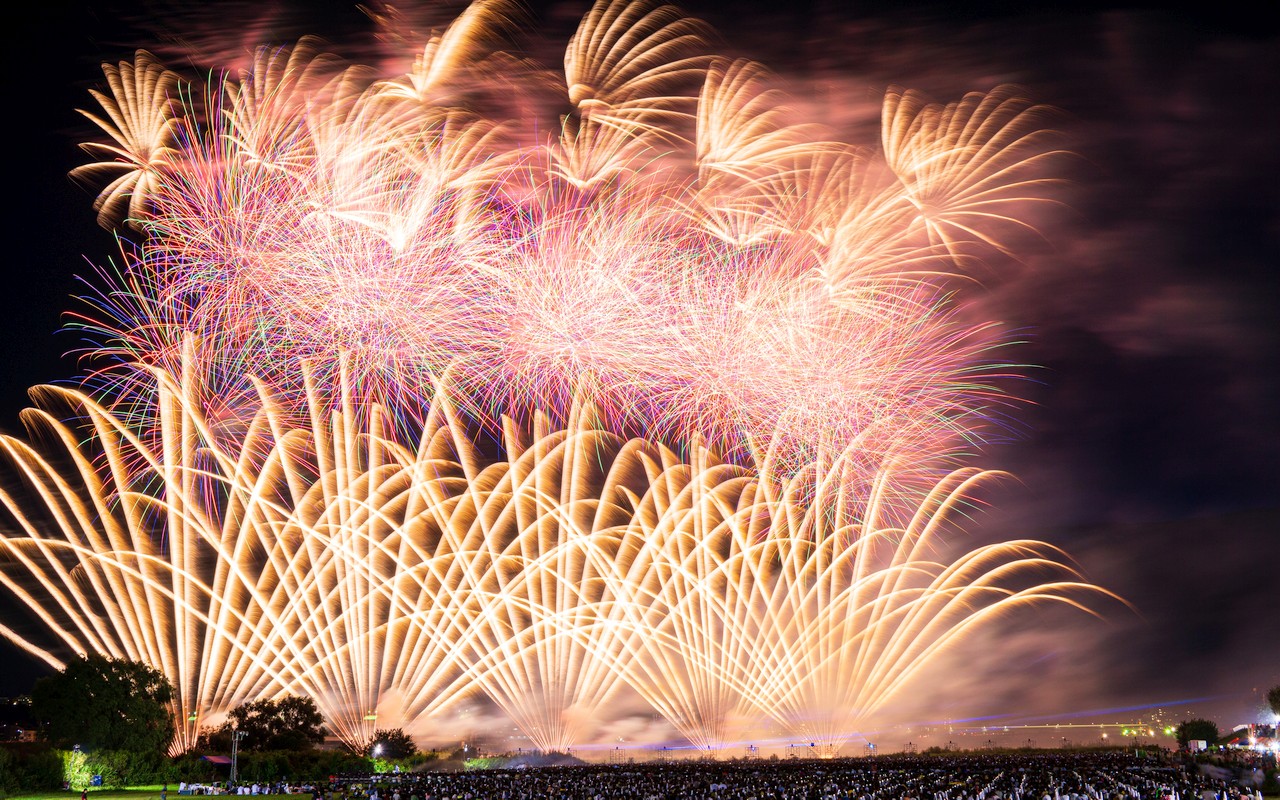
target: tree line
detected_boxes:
[1,656,421,796]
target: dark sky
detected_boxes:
[2,0,1276,738]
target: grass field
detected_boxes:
[8,788,314,793]
[9,792,164,800]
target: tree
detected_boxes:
[1267,685,1280,718]
[30,654,173,754]
[196,724,232,753]
[225,696,324,751]
[365,728,417,760]
[1175,718,1220,748]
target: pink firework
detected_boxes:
[71,0,1064,472]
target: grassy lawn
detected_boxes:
[9,794,316,800]
[9,792,164,800]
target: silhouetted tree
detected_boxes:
[30,655,173,754]
[1175,718,1220,747]
[364,728,417,759]
[223,696,324,751]
[196,723,231,752]
[1267,685,1280,718]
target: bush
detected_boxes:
[0,748,16,797]
[225,749,368,782]
[171,753,220,784]
[95,750,171,789]
[2,744,230,797]
[60,748,176,790]
[397,750,441,772]
[0,745,62,797]
[241,751,287,782]
[61,749,93,790]
[22,749,62,793]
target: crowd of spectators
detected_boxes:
[301,751,1269,800]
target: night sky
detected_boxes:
[2,0,1276,740]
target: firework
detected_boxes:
[66,0,1065,469]
[0,358,1112,752]
[0,0,1109,755]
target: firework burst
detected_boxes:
[0,0,1113,755]
[0,357,1115,753]
[64,0,1065,469]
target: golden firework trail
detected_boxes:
[0,353,1113,753]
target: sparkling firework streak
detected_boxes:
[0,356,1115,753]
[0,0,1113,755]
